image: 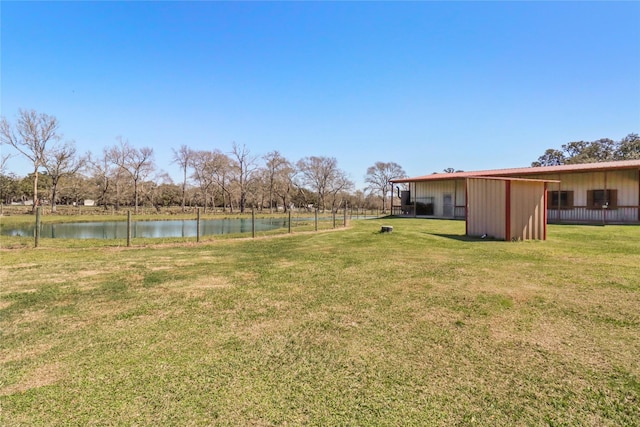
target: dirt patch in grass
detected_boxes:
[0,361,63,396]
[0,342,55,365]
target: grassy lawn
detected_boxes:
[1,218,639,425]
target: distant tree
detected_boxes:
[154,182,182,208]
[230,142,258,213]
[209,151,234,212]
[191,150,229,212]
[19,172,52,204]
[0,110,61,212]
[274,160,297,213]
[171,144,193,212]
[0,153,14,210]
[42,140,85,212]
[364,161,406,213]
[615,133,640,160]
[189,149,234,212]
[297,156,351,212]
[88,149,115,209]
[565,138,616,164]
[531,149,566,167]
[190,150,216,212]
[0,171,20,207]
[262,150,293,213]
[328,170,354,211]
[108,137,155,214]
[57,173,91,207]
[143,172,175,212]
[532,134,637,166]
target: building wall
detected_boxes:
[412,179,465,217]
[466,179,547,241]
[404,169,639,224]
[514,169,639,223]
[466,178,506,239]
[509,181,546,240]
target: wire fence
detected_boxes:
[2,207,387,248]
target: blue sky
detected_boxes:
[2,1,639,189]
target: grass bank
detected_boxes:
[1,219,639,425]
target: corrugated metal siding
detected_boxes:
[467,178,506,239]
[404,169,639,224]
[411,180,464,218]
[609,169,639,205]
[510,181,545,240]
[517,170,639,223]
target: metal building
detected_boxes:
[392,160,640,229]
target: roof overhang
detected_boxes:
[391,159,640,184]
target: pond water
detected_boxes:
[1,218,296,239]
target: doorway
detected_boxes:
[443,193,453,218]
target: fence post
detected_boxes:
[127,210,132,247]
[196,207,201,242]
[288,210,292,234]
[344,202,348,227]
[314,209,318,232]
[252,208,255,238]
[333,211,336,229]
[34,206,41,248]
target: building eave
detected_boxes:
[391,160,640,183]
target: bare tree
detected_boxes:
[297,156,351,212]
[171,144,193,212]
[109,137,155,214]
[328,169,354,212]
[144,172,174,213]
[210,151,234,212]
[263,150,293,213]
[189,149,234,212]
[190,150,216,212]
[275,162,297,213]
[88,149,114,210]
[42,140,85,212]
[364,161,406,213]
[230,142,258,213]
[0,110,61,212]
[0,152,13,173]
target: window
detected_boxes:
[548,191,574,209]
[415,197,434,215]
[587,189,617,209]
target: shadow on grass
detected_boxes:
[429,233,501,243]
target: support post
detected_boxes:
[196,207,201,242]
[127,210,132,247]
[252,208,255,238]
[344,202,348,227]
[314,209,318,232]
[35,207,41,248]
[288,209,292,234]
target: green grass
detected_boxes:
[1,218,639,425]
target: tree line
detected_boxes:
[1,109,406,214]
[532,133,639,167]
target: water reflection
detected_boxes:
[2,218,291,240]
